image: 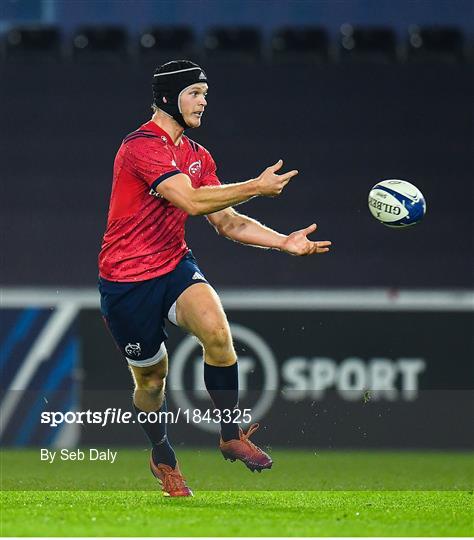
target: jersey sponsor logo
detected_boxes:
[188,160,201,176]
[125,342,141,357]
[192,271,205,281]
[149,187,163,199]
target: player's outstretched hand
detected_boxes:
[255,159,298,197]
[280,224,332,256]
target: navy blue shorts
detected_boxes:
[98,251,208,367]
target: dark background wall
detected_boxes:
[1,61,472,287]
[78,306,473,448]
[1,0,473,288]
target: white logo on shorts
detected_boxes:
[192,272,205,281]
[125,343,141,357]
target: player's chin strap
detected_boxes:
[152,65,207,129]
[176,84,202,128]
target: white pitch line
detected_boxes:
[0,302,79,438]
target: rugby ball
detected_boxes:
[368,179,426,227]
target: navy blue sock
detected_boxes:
[204,362,239,442]
[133,398,177,468]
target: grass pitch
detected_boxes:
[1,449,473,536]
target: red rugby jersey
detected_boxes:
[98,120,220,281]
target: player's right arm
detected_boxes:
[156,159,298,216]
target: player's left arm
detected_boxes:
[207,208,332,256]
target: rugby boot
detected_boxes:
[219,423,273,472]
[149,456,193,497]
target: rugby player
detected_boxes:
[98,60,331,497]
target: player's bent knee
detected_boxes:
[131,358,168,396]
[202,327,236,366]
[136,373,166,398]
[204,325,232,353]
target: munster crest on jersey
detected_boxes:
[188,160,201,176]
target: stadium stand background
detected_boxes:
[1,0,473,288]
[0,0,472,450]
[2,0,473,37]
